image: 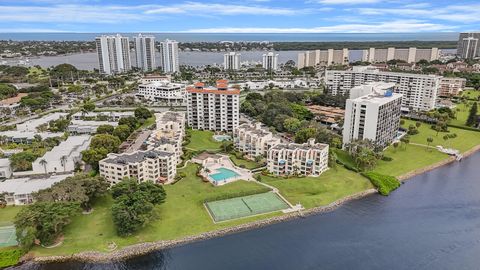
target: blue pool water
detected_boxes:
[212,135,232,142]
[209,168,239,181]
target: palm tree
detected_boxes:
[426,137,434,151]
[60,155,68,172]
[39,159,48,174]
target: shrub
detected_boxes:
[362,172,400,196]
[343,163,359,172]
[381,156,393,162]
[0,248,22,268]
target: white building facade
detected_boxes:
[267,139,329,177]
[224,52,241,70]
[297,49,349,68]
[233,122,281,159]
[134,34,156,71]
[361,47,439,63]
[147,111,186,164]
[159,39,179,73]
[99,150,176,185]
[95,34,131,75]
[343,82,403,148]
[136,81,186,105]
[325,66,441,111]
[457,33,480,59]
[262,52,279,71]
[438,77,467,97]
[186,80,240,132]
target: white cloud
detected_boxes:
[315,0,381,4]
[356,3,480,22]
[184,20,456,33]
[145,2,307,16]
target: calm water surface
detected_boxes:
[11,151,480,270]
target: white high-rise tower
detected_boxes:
[262,52,279,71]
[134,34,156,72]
[95,34,131,75]
[224,52,241,70]
[159,39,179,74]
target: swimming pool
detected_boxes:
[212,135,232,142]
[209,167,240,182]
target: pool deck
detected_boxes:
[196,154,254,186]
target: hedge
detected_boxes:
[362,172,400,196]
[0,248,22,268]
[447,124,480,132]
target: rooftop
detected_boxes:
[102,150,174,165]
[0,174,73,195]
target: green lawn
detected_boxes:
[31,163,274,257]
[402,119,480,153]
[185,130,223,151]
[140,116,156,129]
[461,89,480,100]
[259,166,373,209]
[229,154,264,170]
[0,206,23,227]
[449,101,479,127]
[333,149,358,169]
[374,144,448,177]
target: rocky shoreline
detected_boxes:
[27,145,480,265]
[32,189,377,264]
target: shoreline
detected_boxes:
[26,144,480,265]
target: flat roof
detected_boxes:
[102,150,174,165]
[0,174,73,195]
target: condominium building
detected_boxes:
[31,135,91,174]
[297,49,349,68]
[343,82,403,148]
[361,47,439,63]
[262,52,279,71]
[224,52,241,70]
[159,39,179,73]
[233,122,281,159]
[457,33,480,59]
[99,150,176,185]
[438,77,467,97]
[136,80,186,104]
[0,174,72,205]
[134,34,156,71]
[325,66,441,111]
[147,111,185,164]
[95,34,131,75]
[186,80,240,132]
[267,138,329,177]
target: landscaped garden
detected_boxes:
[184,129,223,151]
[259,166,373,209]
[401,119,480,153]
[31,163,275,257]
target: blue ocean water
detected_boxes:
[0,32,459,42]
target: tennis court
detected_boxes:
[0,225,17,247]
[205,192,290,222]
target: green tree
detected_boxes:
[9,151,37,171]
[426,137,434,151]
[283,117,302,133]
[39,159,48,174]
[113,124,132,141]
[34,174,108,210]
[111,179,166,236]
[466,102,478,127]
[90,134,121,152]
[83,102,95,112]
[118,116,139,131]
[134,107,153,119]
[14,202,80,250]
[96,124,115,135]
[294,127,317,143]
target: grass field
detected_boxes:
[31,163,274,257]
[402,119,480,153]
[229,154,264,170]
[0,206,22,227]
[260,166,373,209]
[205,192,289,222]
[461,89,480,100]
[185,130,223,151]
[374,144,448,177]
[449,101,479,127]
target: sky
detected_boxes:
[0,0,479,33]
